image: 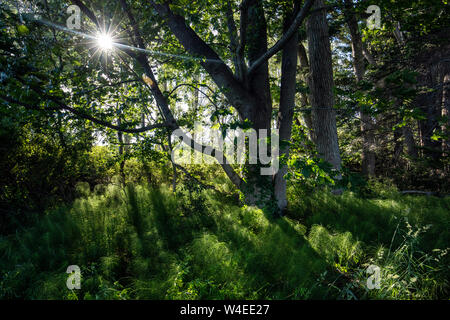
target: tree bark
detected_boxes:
[246,0,272,130]
[442,74,450,155]
[274,3,299,215]
[403,125,418,159]
[297,42,315,143]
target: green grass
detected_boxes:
[1,183,449,299]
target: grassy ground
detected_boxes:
[1,183,449,299]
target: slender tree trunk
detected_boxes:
[274,4,299,215]
[416,75,443,161]
[442,74,450,155]
[393,124,403,161]
[344,0,375,176]
[117,117,125,184]
[306,0,342,172]
[394,96,418,160]
[168,133,177,192]
[403,125,418,159]
[297,42,315,143]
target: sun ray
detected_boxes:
[96,32,113,51]
[32,17,225,65]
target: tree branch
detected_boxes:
[0,94,170,133]
[150,0,255,120]
[70,0,100,28]
[74,79,140,96]
[175,129,244,188]
[247,0,315,77]
[71,0,244,188]
[168,83,220,110]
[225,0,246,81]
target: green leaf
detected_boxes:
[17,25,29,35]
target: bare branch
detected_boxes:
[175,130,244,187]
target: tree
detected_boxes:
[0,0,316,214]
[344,0,375,176]
[147,0,315,213]
[306,0,342,174]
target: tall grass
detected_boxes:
[1,183,448,299]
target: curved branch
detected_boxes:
[172,129,244,187]
[168,83,220,110]
[150,0,255,119]
[70,0,244,188]
[75,79,140,96]
[70,0,100,28]
[247,0,315,77]
[0,94,170,133]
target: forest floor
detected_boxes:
[1,183,449,300]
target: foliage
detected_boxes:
[0,0,448,301]
[1,183,448,300]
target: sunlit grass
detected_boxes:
[0,183,448,299]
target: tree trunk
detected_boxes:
[413,31,450,161]
[117,117,126,184]
[344,0,376,176]
[403,125,418,159]
[149,0,314,213]
[297,42,315,143]
[393,123,403,161]
[274,4,299,215]
[442,74,450,155]
[306,0,342,172]
[238,0,274,209]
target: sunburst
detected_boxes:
[96,32,114,51]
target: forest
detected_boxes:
[0,0,449,301]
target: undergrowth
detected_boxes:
[0,182,448,299]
